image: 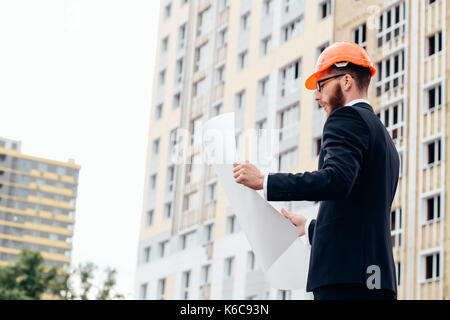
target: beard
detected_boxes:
[328,84,345,113]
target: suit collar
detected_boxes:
[346,99,374,113]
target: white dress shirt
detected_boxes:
[262,99,370,245]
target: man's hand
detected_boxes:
[233,160,264,190]
[281,208,307,237]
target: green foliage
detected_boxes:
[0,249,123,300]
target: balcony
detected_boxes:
[200,283,211,299]
[202,201,216,222]
[180,209,197,230]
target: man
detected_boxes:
[233,42,399,300]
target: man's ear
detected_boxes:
[343,74,353,92]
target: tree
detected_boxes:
[0,249,123,300]
[0,249,70,300]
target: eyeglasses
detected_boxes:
[316,73,347,92]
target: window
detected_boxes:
[237,50,248,71]
[206,182,217,203]
[195,42,209,72]
[169,128,178,155]
[397,262,402,286]
[260,36,272,56]
[284,0,302,13]
[161,36,169,54]
[424,252,440,281]
[427,31,442,57]
[190,118,203,146]
[427,85,442,111]
[193,77,207,97]
[157,278,166,300]
[159,240,169,258]
[144,246,151,263]
[217,27,228,49]
[247,251,255,271]
[159,69,166,87]
[213,103,223,116]
[178,23,187,50]
[215,64,225,86]
[279,148,298,171]
[280,59,301,97]
[164,202,172,219]
[204,223,214,243]
[224,256,235,277]
[263,0,273,15]
[391,207,402,247]
[181,231,196,250]
[313,136,322,157]
[150,174,157,190]
[426,139,441,166]
[425,195,441,222]
[164,3,171,19]
[278,103,299,141]
[181,270,191,299]
[282,17,304,43]
[197,8,211,37]
[398,151,404,178]
[256,119,268,162]
[277,290,292,300]
[353,23,367,49]
[219,0,230,12]
[235,90,246,111]
[376,102,405,143]
[226,215,236,234]
[375,50,405,96]
[319,0,332,19]
[167,165,175,192]
[180,0,188,6]
[146,210,154,227]
[184,191,198,211]
[173,92,181,109]
[317,42,329,58]
[175,58,184,84]
[258,77,269,99]
[153,138,160,156]
[240,12,250,32]
[201,264,211,285]
[155,104,163,121]
[140,283,148,299]
[377,1,406,47]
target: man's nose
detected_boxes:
[314,90,321,101]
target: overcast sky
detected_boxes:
[0,0,160,298]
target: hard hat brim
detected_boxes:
[304,64,376,91]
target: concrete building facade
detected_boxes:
[135,0,449,300]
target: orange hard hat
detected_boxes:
[305,41,376,90]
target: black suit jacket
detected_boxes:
[267,102,399,294]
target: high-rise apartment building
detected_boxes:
[136,0,332,300]
[136,0,449,300]
[0,137,80,270]
[334,0,449,300]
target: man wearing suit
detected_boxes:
[233,42,399,300]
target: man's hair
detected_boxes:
[328,62,372,92]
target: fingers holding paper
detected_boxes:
[281,208,306,237]
[232,160,264,191]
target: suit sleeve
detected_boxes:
[267,107,370,201]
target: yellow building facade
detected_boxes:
[334,0,449,300]
[0,137,80,270]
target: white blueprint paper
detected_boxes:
[202,113,310,289]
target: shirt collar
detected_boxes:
[347,99,370,106]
